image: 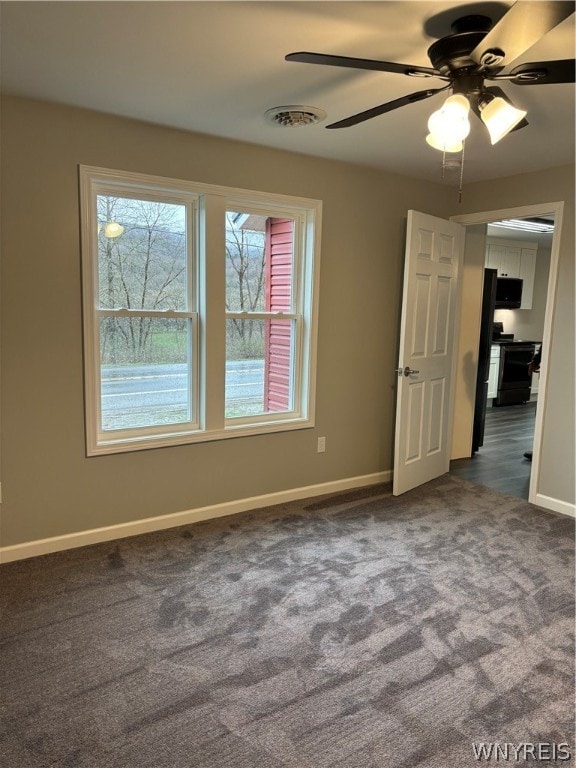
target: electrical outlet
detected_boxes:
[317,436,326,453]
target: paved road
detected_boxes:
[101,360,265,428]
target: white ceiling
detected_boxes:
[1,1,574,183]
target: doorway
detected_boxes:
[449,202,564,507]
[451,384,539,498]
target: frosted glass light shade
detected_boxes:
[480,97,527,145]
[426,94,470,152]
[441,94,470,121]
[104,222,124,238]
[425,133,463,153]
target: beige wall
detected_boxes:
[457,166,575,506]
[1,96,459,547]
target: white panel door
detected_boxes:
[393,210,464,496]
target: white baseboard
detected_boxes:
[0,471,392,564]
[531,492,576,518]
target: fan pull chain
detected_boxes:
[458,140,466,203]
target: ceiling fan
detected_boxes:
[285,1,575,150]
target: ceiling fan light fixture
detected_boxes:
[426,94,470,152]
[104,221,124,238]
[441,94,470,117]
[480,96,527,145]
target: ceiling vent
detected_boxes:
[265,105,326,127]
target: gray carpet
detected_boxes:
[1,475,574,767]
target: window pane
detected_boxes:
[97,196,188,311]
[225,212,294,313]
[226,318,293,418]
[100,317,191,431]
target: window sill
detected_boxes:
[88,416,315,456]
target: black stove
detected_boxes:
[492,322,540,346]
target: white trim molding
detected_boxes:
[0,472,391,564]
[532,493,575,519]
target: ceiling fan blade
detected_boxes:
[507,58,576,84]
[285,51,441,78]
[326,88,444,129]
[469,1,575,69]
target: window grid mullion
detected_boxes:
[97,309,196,319]
[225,312,299,321]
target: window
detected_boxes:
[225,210,299,422]
[80,167,321,454]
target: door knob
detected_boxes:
[395,366,420,377]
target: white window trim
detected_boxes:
[80,166,322,455]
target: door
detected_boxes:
[393,210,464,495]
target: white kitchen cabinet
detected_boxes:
[487,345,500,399]
[486,243,521,276]
[485,238,537,309]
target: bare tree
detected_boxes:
[225,213,266,358]
[98,196,187,363]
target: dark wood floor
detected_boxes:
[450,400,537,499]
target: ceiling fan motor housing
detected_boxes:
[428,31,486,75]
[427,15,495,75]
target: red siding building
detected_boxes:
[264,218,293,411]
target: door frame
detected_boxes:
[451,200,564,509]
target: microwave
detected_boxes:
[495,277,523,309]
